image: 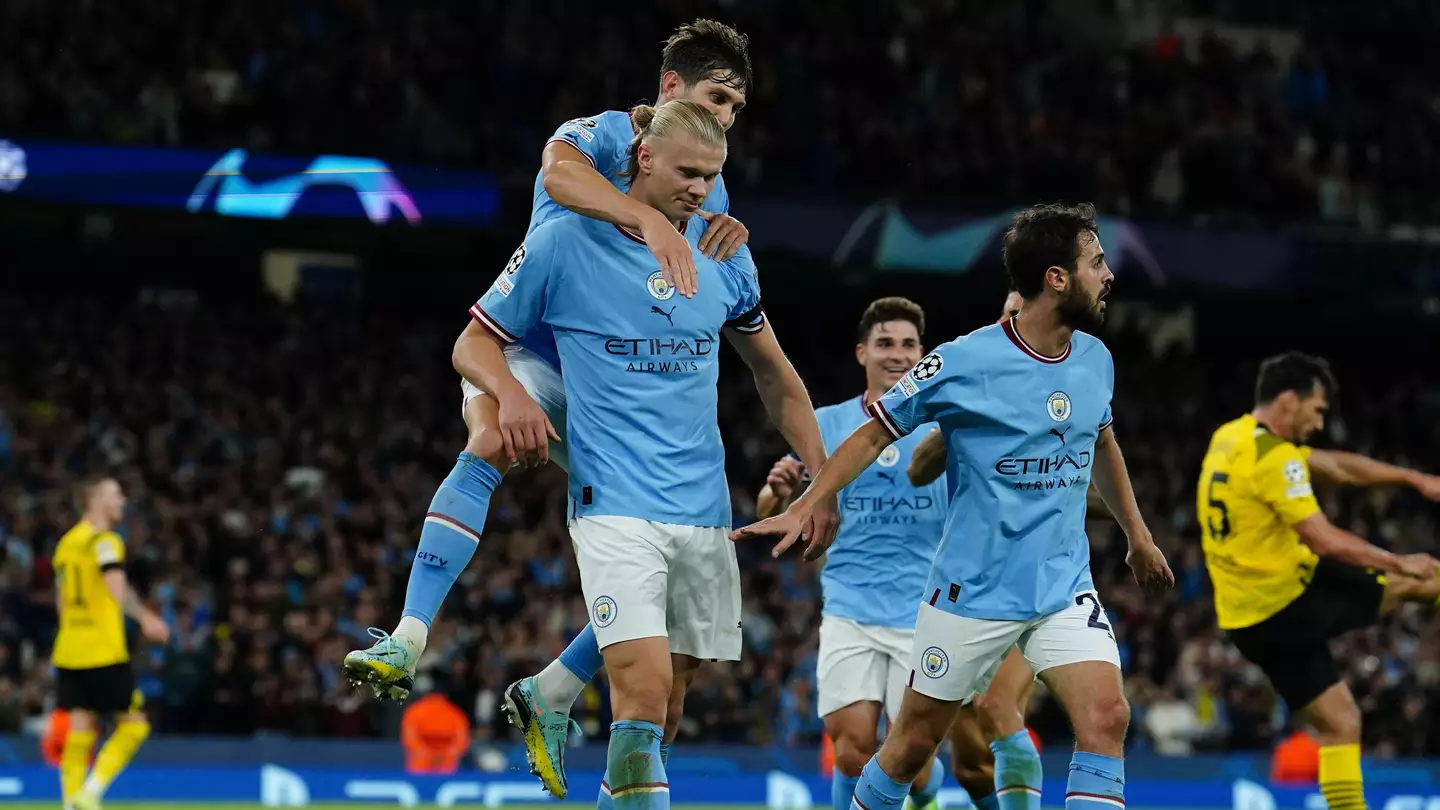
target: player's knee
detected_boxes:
[832,734,877,778]
[1309,698,1362,744]
[1074,695,1130,747]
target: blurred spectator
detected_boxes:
[1144,685,1202,756]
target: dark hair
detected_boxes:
[661,19,752,92]
[1002,202,1100,299]
[74,474,111,513]
[1255,352,1338,405]
[857,297,925,343]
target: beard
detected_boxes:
[1058,285,1107,332]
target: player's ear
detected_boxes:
[1046,265,1068,295]
[637,143,654,175]
[855,342,866,367]
[660,71,685,101]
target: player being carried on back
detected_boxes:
[1198,352,1440,810]
[469,99,836,810]
[755,296,950,810]
[342,19,762,704]
[735,202,1174,810]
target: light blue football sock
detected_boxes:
[604,720,669,810]
[1066,751,1124,810]
[400,452,501,626]
[909,758,945,806]
[992,730,1042,810]
[852,757,911,810]
[832,770,861,810]
[559,623,604,683]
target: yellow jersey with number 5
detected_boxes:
[51,520,129,669]
[1197,415,1323,630]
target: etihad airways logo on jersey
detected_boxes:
[605,337,713,374]
[842,494,936,523]
[994,450,1091,491]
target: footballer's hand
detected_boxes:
[141,613,170,644]
[640,209,697,298]
[766,457,806,500]
[803,494,841,561]
[730,503,812,559]
[1125,535,1175,592]
[1398,553,1440,579]
[1412,473,1440,502]
[695,211,750,261]
[495,385,561,468]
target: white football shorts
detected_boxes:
[908,589,1121,702]
[460,344,568,471]
[569,515,743,662]
[816,615,914,719]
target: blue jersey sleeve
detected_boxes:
[546,112,629,177]
[867,341,972,439]
[470,222,562,343]
[1098,346,1115,431]
[721,244,765,334]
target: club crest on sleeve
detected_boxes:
[593,595,618,627]
[1047,391,1072,423]
[921,646,949,678]
[877,445,901,468]
[647,271,676,301]
[911,353,943,382]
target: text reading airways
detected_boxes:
[606,337,714,374]
[996,451,1091,492]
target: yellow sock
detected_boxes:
[60,728,97,806]
[1319,744,1368,810]
[83,720,150,798]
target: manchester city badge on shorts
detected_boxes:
[921,646,950,678]
[1047,391,1072,422]
[593,595,618,627]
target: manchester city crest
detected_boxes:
[921,646,949,678]
[647,271,676,301]
[593,595,618,627]
[1047,391,1072,423]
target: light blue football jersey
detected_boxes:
[810,396,948,629]
[867,318,1115,621]
[471,214,763,527]
[509,110,733,368]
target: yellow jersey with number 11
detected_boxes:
[51,520,129,669]
[1197,414,1322,630]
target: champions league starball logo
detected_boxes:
[0,140,27,192]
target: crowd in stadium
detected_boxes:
[1,289,1439,756]
[2,0,1439,223]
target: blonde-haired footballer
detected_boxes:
[52,476,169,810]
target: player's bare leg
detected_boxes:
[843,686,961,810]
[827,700,882,810]
[950,649,1039,810]
[1037,661,1129,810]
[598,636,674,810]
[345,393,511,700]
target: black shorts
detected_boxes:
[1227,559,1384,711]
[55,663,142,714]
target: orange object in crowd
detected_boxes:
[401,693,472,775]
[1271,729,1321,785]
[42,709,94,768]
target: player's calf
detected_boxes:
[1037,661,1128,810]
[854,688,960,810]
[600,637,673,810]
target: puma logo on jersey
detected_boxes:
[876,471,896,483]
[1049,426,1071,446]
[650,305,676,326]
